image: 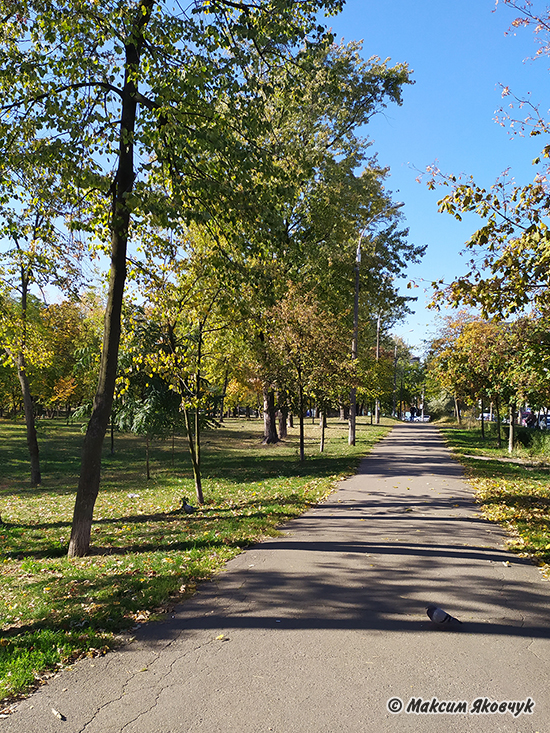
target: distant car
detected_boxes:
[413,415,430,422]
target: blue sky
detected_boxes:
[326,0,549,353]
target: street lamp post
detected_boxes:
[348,202,404,445]
[348,236,362,446]
[374,313,381,424]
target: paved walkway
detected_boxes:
[2,424,550,733]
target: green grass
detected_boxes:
[0,415,392,706]
[439,425,550,577]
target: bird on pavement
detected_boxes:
[180,497,196,514]
[426,604,462,625]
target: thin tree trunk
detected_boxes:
[319,410,326,453]
[262,387,278,444]
[298,380,305,462]
[339,400,346,422]
[146,433,150,480]
[183,405,203,504]
[219,364,229,423]
[454,396,462,424]
[508,403,515,454]
[68,2,154,558]
[195,330,202,480]
[15,353,41,485]
[480,398,485,440]
[278,406,288,439]
[496,397,502,449]
[8,265,41,485]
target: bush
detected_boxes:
[526,430,550,457]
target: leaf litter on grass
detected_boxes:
[0,417,392,703]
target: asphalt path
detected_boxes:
[2,424,550,733]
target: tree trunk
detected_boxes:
[480,398,485,440]
[348,386,356,446]
[454,396,462,424]
[15,353,41,486]
[278,406,288,439]
[8,265,41,485]
[219,365,229,422]
[298,380,305,462]
[262,387,278,444]
[508,403,515,454]
[496,397,502,449]
[146,433,150,480]
[319,410,326,453]
[339,401,347,421]
[183,405,204,504]
[68,3,153,558]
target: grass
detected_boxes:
[439,424,550,577]
[0,415,392,706]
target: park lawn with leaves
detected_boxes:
[439,425,550,576]
[0,416,391,705]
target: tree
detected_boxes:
[265,286,350,460]
[0,292,51,483]
[425,1,550,318]
[0,0,349,556]
[0,149,83,482]
[196,41,416,446]
[427,313,550,450]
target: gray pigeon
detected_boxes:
[426,604,462,625]
[180,497,196,514]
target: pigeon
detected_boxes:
[426,604,462,625]
[180,497,196,514]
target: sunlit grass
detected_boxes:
[440,425,550,577]
[0,415,392,705]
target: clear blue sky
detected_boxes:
[326,0,549,353]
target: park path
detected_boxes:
[2,424,550,733]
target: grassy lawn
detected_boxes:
[0,415,392,706]
[439,424,550,578]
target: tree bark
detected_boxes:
[8,265,41,485]
[68,2,154,557]
[277,391,289,439]
[339,401,348,421]
[15,353,41,485]
[348,386,356,446]
[298,380,305,462]
[219,364,229,422]
[508,403,515,454]
[184,405,204,504]
[262,387,279,444]
[278,407,288,439]
[319,410,326,452]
